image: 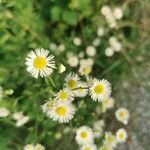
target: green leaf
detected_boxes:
[62,10,78,26]
[51,7,62,21]
[78,0,91,10]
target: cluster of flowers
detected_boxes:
[25,48,112,123]
[0,86,30,127]
[101,5,123,28]
[105,36,122,57]
[23,143,45,150]
[24,48,130,149]
[75,106,129,150]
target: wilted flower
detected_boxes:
[67,55,79,67]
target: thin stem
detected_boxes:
[72,86,89,91]
[48,76,56,88]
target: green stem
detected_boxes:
[48,76,56,88]
[72,86,89,91]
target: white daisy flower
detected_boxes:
[93,38,101,47]
[104,132,117,148]
[109,37,122,52]
[76,126,94,145]
[65,73,80,90]
[12,112,24,120]
[80,143,97,150]
[49,102,76,123]
[34,144,45,150]
[86,46,96,57]
[102,97,114,112]
[89,79,111,102]
[58,44,65,52]
[0,107,10,118]
[56,88,74,103]
[116,128,127,143]
[74,82,88,97]
[73,37,82,46]
[115,107,130,125]
[25,48,55,78]
[113,7,123,20]
[41,100,56,115]
[93,120,105,138]
[105,47,114,57]
[80,58,94,67]
[13,112,29,127]
[93,127,103,139]
[79,65,92,76]
[0,86,3,100]
[100,145,113,150]
[23,144,34,150]
[49,43,57,51]
[97,27,104,37]
[101,5,111,16]
[67,55,79,67]
[16,116,29,127]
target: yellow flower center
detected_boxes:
[68,79,77,89]
[59,91,68,100]
[107,136,114,144]
[55,106,67,116]
[94,84,105,94]
[83,67,91,75]
[81,131,88,139]
[34,57,47,69]
[84,147,91,150]
[119,133,124,139]
[119,111,126,118]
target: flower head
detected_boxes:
[116,128,127,143]
[115,107,130,125]
[89,79,111,102]
[102,97,114,112]
[65,73,80,90]
[74,82,88,97]
[0,107,10,118]
[25,48,55,78]
[104,132,117,148]
[49,102,76,123]
[80,143,97,150]
[56,88,74,103]
[76,126,94,145]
